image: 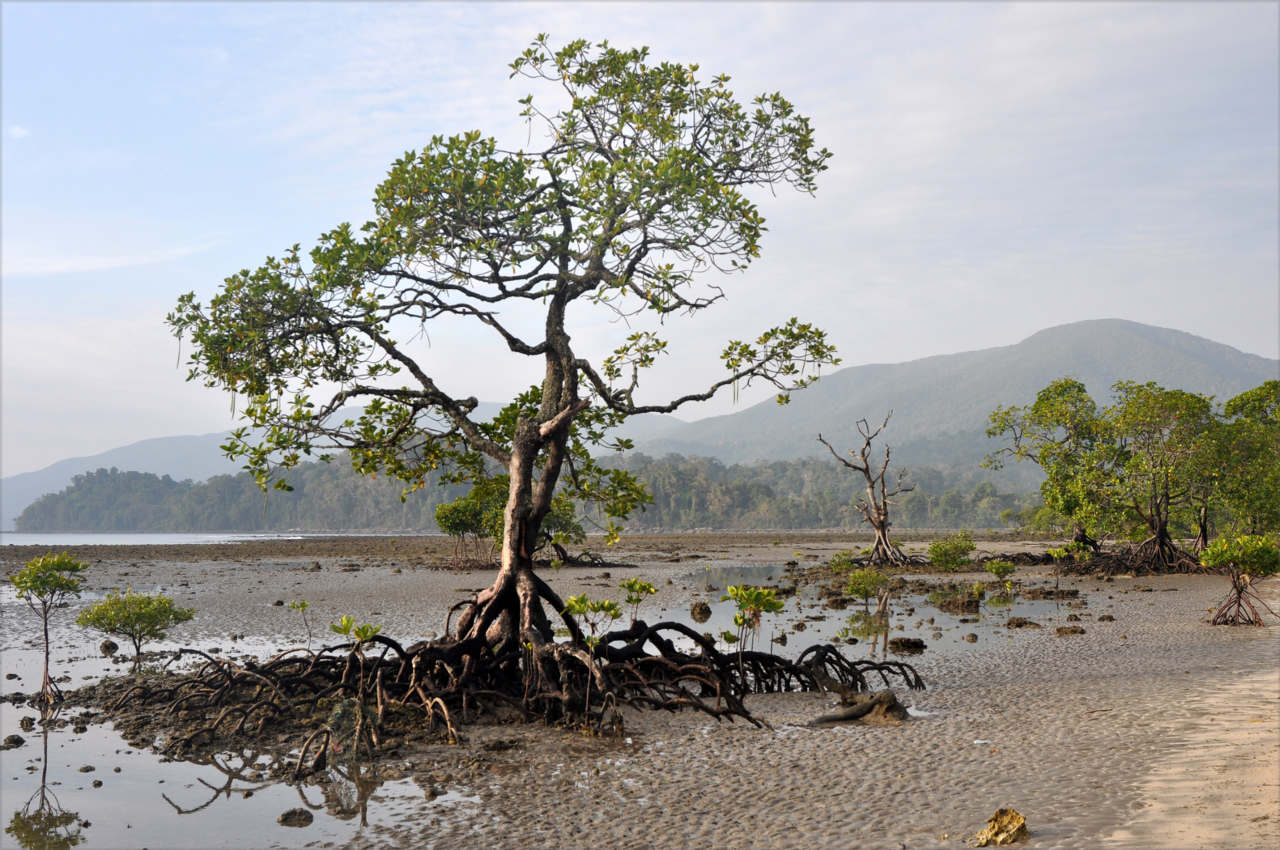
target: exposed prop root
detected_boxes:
[1211,573,1277,626]
[101,567,925,758]
[1061,542,1204,576]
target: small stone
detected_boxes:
[91,779,103,788]
[273,600,285,606]
[1055,626,1086,637]
[690,601,712,623]
[4,673,18,680]
[1006,617,1041,629]
[19,716,35,732]
[963,633,978,643]
[2,734,24,750]
[73,725,87,734]
[99,639,118,656]
[1097,614,1115,622]
[1066,613,1081,622]
[278,807,314,827]
[78,765,95,773]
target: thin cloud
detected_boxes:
[7,125,30,139]
[3,240,219,278]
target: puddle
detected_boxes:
[653,562,1096,662]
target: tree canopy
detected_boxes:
[987,377,1279,570]
[161,36,865,729]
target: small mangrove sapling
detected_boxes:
[844,568,889,612]
[1200,535,1279,626]
[619,578,657,626]
[76,589,195,673]
[561,595,622,650]
[289,600,313,647]
[984,559,1016,584]
[10,552,88,709]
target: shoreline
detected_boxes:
[2,536,1276,848]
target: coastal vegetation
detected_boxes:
[75,589,195,673]
[144,35,922,740]
[9,552,88,710]
[988,378,1279,570]
[14,457,1037,534]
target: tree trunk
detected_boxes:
[1192,503,1210,553]
[1071,524,1100,553]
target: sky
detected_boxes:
[2,1,1277,477]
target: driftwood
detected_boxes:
[809,689,909,726]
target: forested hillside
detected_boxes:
[15,454,1036,533]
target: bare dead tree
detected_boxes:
[819,411,913,566]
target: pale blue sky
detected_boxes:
[3,1,1277,476]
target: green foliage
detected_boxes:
[329,614,382,646]
[11,552,87,608]
[435,468,587,553]
[16,457,1041,533]
[928,531,975,570]
[619,578,656,624]
[844,568,888,606]
[1200,535,1280,578]
[75,589,194,672]
[828,550,857,571]
[989,378,1278,561]
[722,584,785,652]
[165,36,838,569]
[10,552,88,705]
[984,559,1016,582]
[289,600,313,647]
[561,594,623,649]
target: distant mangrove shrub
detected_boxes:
[928,531,975,570]
[828,550,857,571]
[844,568,889,610]
[76,589,194,672]
[984,559,1016,582]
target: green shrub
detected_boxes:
[928,531,975,570]
[76,589,194,673]
[1200,535,1280,578]
[984,559,1016,582]
[844,568,889,609]
[828,550,857,571]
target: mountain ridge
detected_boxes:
[4,319,1275,529]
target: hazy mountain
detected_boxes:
[4,319,1273,530]
[631,319,1278,470]
[2,433,241,531]
[0,405,687,531]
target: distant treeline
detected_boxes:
[15,453,1038,533]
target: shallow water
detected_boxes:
[0,564,1112,848]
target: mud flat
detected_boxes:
[2,534,1276,849]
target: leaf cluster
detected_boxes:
[10,552,87,608]
[75,589,194,648]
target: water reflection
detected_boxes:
[4,719,88,850]
[162,749,276,815]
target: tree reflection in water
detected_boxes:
[4,716,88,850]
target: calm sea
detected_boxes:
[0,531,311,547]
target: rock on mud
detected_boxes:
[973,807,1029,846]
[278,808,314,827]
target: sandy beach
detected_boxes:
[2,533,1277,849]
